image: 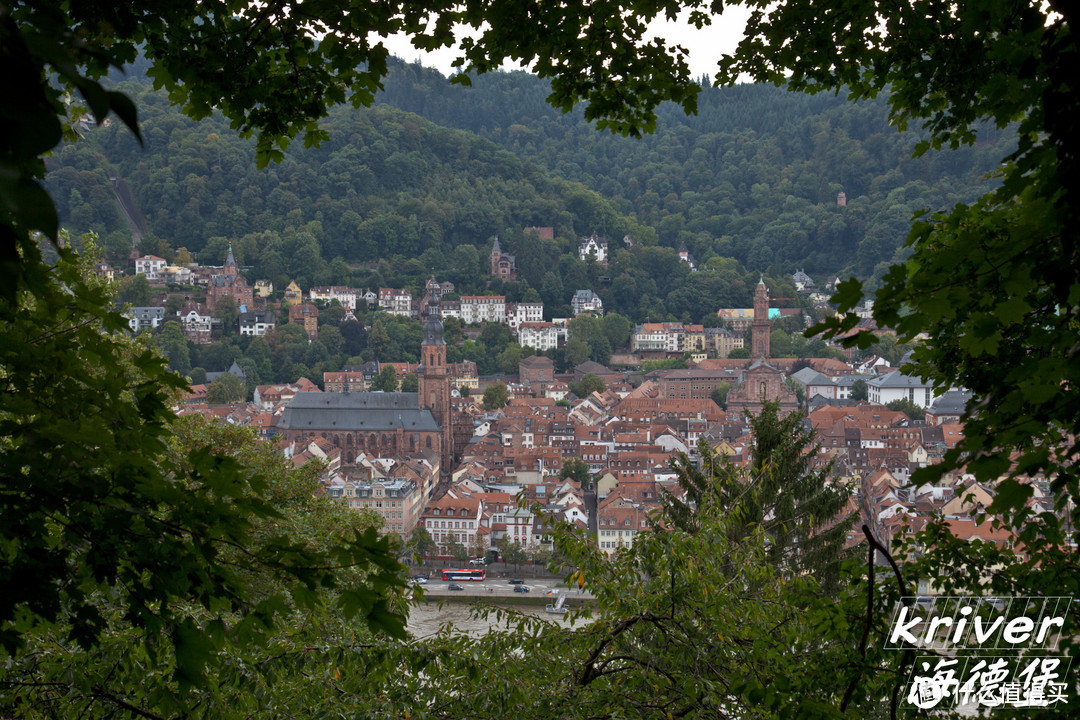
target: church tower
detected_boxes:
[224,244,238,276]
[419,299,453,474]
[490,236,502,277]
[752,277,771,359]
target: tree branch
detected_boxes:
[578,613,662,686]
[92,686,170,720]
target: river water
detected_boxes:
[405,600,580,640]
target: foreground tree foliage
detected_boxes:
[666,403,856,592]
[0,242,406,714]
[5,0,1079,717]
[739,2,1080,711]
[2,411,410,717]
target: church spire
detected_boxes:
[225,244,237,275]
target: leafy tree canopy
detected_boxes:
[205,372,247,404]
[885,397,924,421]
[850,378,868,402]
[0,238,405,696]
[574,373,606,397]
[666,401,856,590]
[371,365,400,392]
[482,381,509,410]
[559,457,591,488]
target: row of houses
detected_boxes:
[630,322,745,357]
[178,340,1025,578]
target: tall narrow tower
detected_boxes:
[419,299,453,474]
[224,244,238,276]
[752,277,771,359]
[489,236,501,277]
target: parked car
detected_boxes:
[447,583,464,591]
[413,576,428,584]
[413,574,428,581]
[513,585,530,593]
[468,557,486,566]
[508,578,525,585]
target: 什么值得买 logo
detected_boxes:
[887,596,1072,710]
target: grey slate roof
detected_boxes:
[206,360,247,383]
[790,367,833,386]
[867,370,932,388]
[746,359,781,373]
[833,374,867,388]
[130,306,165,322]
[278,391,440,432]
[927,389,972,416]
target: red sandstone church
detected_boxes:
[277,301,455,473]
[726,278,800,417]
[206,245,253,312]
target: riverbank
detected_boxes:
[416,589,592,607]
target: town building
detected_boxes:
[448,360,480,391]
[677,242,696,270]
[517,322,565,351]
[792,269,816,292]
[289,303,319,341]
[867,370,941,408]
[160,265,192,284]
[655,368,738,400]
[925,390,972,425]
[94,262,116,282]
[505,302,544,330]
[519,355,556,395]
[490,236,517,281]
[286,355,452,463]
[578,234,608,265]
[421,495,486,554]
[178,301,212,344]
[460,295,506,324]
[125,306,165,333]
[631,323,705,353]
[329,477,424,539]
[239,308,276,336]
[283,281,303,306]
[206,246,253,313]
[378,287,413,316]
[134,255,166,280]
[308,286,358,310]
[571,289,603,317]
[323,371,367,393]
[704,326,744,358]
[725,360,801,417]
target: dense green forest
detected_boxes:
[377,61,1012,281]
[47,59,1010,317]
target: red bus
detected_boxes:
[441,568,486,581]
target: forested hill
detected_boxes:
[46,59,1010,309]
[47,72,656,290]
[375,60,1013,280]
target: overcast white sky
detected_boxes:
[379,8,752,79]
